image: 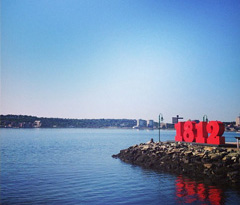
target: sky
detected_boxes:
[1,0,240,122]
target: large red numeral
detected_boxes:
[175,122,184,141]
[183,121,196,142]
[195,122,208,143]
[206,121,225,145]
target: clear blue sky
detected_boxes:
[1,0,240,122]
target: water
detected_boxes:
[1,129,240,204]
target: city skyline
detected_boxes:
[1,0,240,123]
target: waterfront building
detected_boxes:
[137,119,147,127]
[166,123,174,129]
[236,115,240,126]
[33,120,41,128]
[147,120,154,128]
[172,115,184,124]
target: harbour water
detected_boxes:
[1,129,240,204]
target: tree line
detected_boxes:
[0,115,137,128]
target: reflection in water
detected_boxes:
[175,175,223,204]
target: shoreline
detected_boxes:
[0,127,239,133]
[112,141,240,188]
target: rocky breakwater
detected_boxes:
[112,141,240,186]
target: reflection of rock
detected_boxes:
[112,142,240,186]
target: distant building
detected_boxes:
[33,120,41,128]
[137,119,147,127]
[172,115,184,124]
[236,115,240,127]
[166,123,175,129]
[147,120,154,128]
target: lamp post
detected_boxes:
[159,113,164,142]
[203,115,208,122]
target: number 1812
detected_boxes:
[175,121,225,145]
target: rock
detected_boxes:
[112,154,118,158]
[160,155,170,161]
[222,156,231,161]
[204,163,212,169]
[232,163,240,169]
[204,147,214,152]
[209,154,221,161]
[197,153,205,157]
[227,171,239,178]
[227,153,239,158]
[184,151,192,156]
[141,145,150,150]
[232,157,237,162]
[182,158,189,164]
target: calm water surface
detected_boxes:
[1,129,240,204]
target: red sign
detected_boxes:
[175,121,225,145]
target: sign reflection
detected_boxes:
[175,175,223,204]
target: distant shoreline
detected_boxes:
[0,126,175,130]
[1,127,240,134]
[1,115,239,132]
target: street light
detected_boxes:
[203,115,208,122]
[159,113,164,142]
